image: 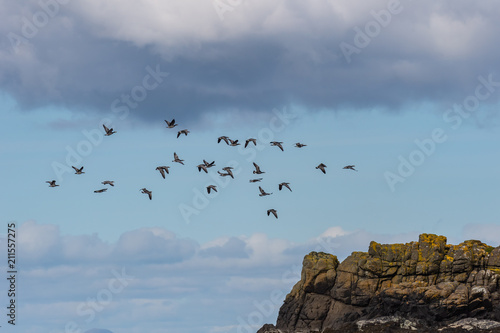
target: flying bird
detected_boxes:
[245,138,257,148]
[140,188,152,200]
[221,167,235,178]
[259,186,272,197]
[164,119,178,128]
[46,180,59,187]
[197,164,208,173]
[156,166,170,179]
[72,166,85,174]
[249,178,263,183]
[103,124,116,136]
[295,143,307,148]
[252,162,265,174]
[218,171,233,178]
[203,160,216,168]
[177,129,189,138]
[102,180,114,186]
[206,185,217,194]
[267,209,278,219]
[343,165,358,172]
[218,136,230,145]
[218,167,234,179]
[316,163,327,174]
[270,141,284,151]
[228,139,240,146]
[278,182,292,192]
[172,152,184,165]
[94,188,107,193]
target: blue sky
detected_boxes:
[1,1,500,332]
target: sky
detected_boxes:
[1,0,500,332]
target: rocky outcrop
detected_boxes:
[260,234,500,332]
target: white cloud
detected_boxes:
[318,226,349,238]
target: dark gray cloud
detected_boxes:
[2,0,500,125]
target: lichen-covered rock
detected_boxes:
[276,252,338,330]
[259,234,500,333]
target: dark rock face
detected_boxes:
[259,234,500,332]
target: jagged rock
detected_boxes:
[443,318,500,331]
[258,234,500,333]
[256,324,282,333]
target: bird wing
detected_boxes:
[253,162,260,172]
[103,124,109,132]
[272,210,278,218]
[148,192,152,200]
[259,186,265,194]
[279,184,283,191]
[285,184,292,191]
[158,168,165,179]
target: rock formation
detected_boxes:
[258,234,500,332]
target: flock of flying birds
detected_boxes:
[46,120,358,219]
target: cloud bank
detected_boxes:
[1,220,428,333]
[2,0,500,124]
